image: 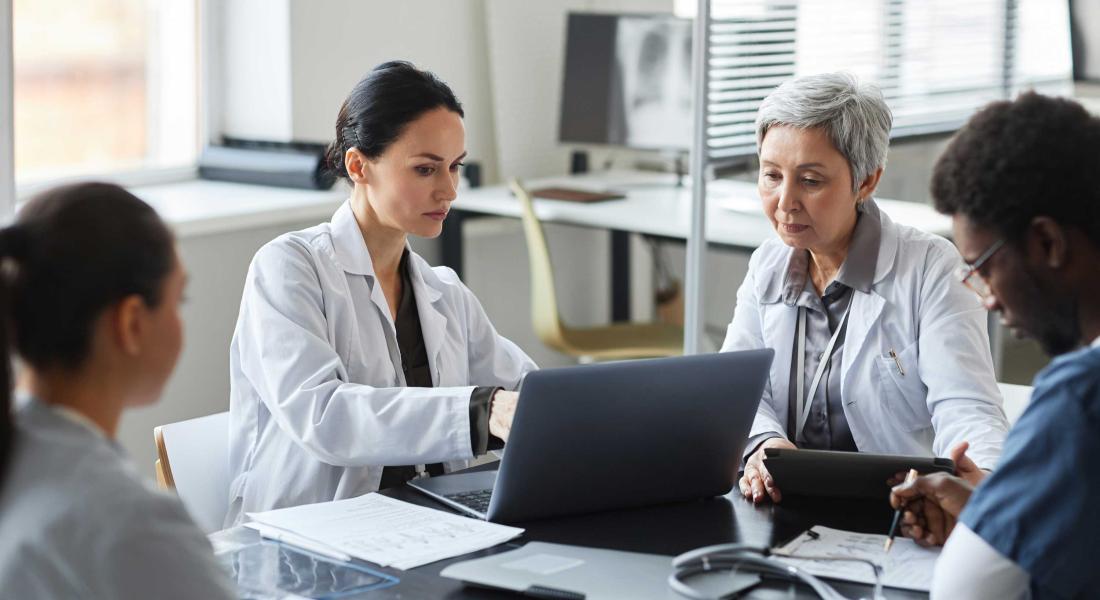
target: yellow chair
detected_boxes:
[510,178,683,360]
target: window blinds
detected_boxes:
[681,0,1073,162]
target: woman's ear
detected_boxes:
[344,148,370,185]
[857,167,884,202]
[110,295,148,357]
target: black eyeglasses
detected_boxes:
[956,238,1005,299]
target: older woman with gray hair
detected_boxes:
[722,73,1008,504]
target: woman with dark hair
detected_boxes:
[226,61,537,524]
[0,183,234,598]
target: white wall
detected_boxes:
[287,0,501,186]
[220,0,502,186]
[219,0,677,183]
[485,0,673,180]
[219,0,293,141]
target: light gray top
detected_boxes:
[742,201,883,459]
[0,398,235,599]
[782,201,881,450]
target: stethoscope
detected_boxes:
[669,542,884,600]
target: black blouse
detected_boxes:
[378,250,496,489]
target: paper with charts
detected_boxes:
[246,493,523,570]
[773,525,941,592]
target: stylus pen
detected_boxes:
[884,468,919,553]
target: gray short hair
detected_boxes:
[755,73,892,192]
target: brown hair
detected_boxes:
[0,182,175,490]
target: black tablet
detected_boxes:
[763,448,955,500]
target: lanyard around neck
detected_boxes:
[793,299,852,442]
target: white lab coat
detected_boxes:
[226,200,537,525]
[721,207,1008,468]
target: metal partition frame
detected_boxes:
[683,0,711,355]
[0,0,13,221]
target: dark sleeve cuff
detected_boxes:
[469,386,499,455]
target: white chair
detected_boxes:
[997,382,1033,426]
[153,411,231,533]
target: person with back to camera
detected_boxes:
[0,183,235,598]
[225,61,538,525]
[721,72,1009,504]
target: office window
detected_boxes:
[676,0,1073,162]
[12,0,198,183]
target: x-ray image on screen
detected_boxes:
[559,13,693,152]
[613,17,693,150]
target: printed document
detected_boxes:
[246,493,523,570]
[773,525,940,592]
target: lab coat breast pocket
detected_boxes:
[875,341,930,431]
[435,335,469,386]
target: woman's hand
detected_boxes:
[738,437,796,504]
[489,390,519,442]
[889,472,974,547]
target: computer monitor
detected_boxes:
[559,12,693,153]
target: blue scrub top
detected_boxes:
[961,345,1100,600]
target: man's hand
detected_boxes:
[949,441,988,487]
[889,472,974,547]
[887,441,986,487]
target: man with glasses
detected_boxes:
[957,239,1005,300]
[890,92,1100,599]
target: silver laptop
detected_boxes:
[410,349,773,523]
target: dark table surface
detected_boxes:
[350,463,928,599]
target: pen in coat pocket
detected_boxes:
[888,349,906,376]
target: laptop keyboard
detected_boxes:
[444,489,493,514]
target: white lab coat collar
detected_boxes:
[327,200,445,303]
[753,199,900,306]
[405,250,446,305]
[328,199,448,384]
[1091,336,1100,348]
[871,205,901,286]
[328,200,376,277]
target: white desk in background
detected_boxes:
[121,171,947,257]
[124,173,959,350]
[443,169,953,321]
[130,179,343,238]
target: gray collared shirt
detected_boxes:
[782,201,881,451]
[0,399,235,599]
